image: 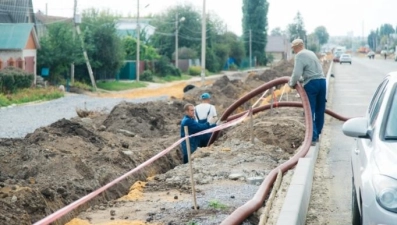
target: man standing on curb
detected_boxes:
[288,39,326,145]
[195,93,217,147]
[180,103,216,163]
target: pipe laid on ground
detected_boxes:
[208,76,313,225]
[227,102,351,122]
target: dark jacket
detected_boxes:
[180,115,216,163]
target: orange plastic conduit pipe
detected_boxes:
[210,76,313,225]
[227,102,351,122]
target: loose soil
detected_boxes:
[0,58,330,225]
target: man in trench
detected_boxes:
[194,93,218,147]
[180,103,216,164]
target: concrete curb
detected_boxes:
[276,61,334,225]
[276,145,319,225]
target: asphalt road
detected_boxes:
[325,56,397,223]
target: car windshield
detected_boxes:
[341,55,350,58]
[384,86,397,140]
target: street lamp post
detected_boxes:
[135,2,150,82]
[200,0,206,84]
[136,0,140,81]
[175,14,185,70]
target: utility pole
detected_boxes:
[175,14,185,70]
[200,0,206,85]
[75,15,97,91]
[175,13,179,70]
[249,29,252,68]
[136,0,140,82]
[71,0,77,84]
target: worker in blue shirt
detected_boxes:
[180,103,216,163]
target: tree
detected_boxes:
[379,23,395,36]
[37,22,82,83]
[150,4,202,59]
[307,33,319,52]
[122,36,160,60]
[314,26,329,45]
[80,9,124,79]
[242,0,269,65]
[214,31,245,67]
[270,27,284,36]
[287,12,307,42]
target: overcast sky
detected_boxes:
[32,0,397,37]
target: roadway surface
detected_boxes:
[325,55,396,223]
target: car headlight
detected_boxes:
[373,175,397,213]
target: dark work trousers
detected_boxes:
[303,78,327,142]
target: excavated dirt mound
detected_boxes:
[0,100,186,225]
[102,100,185,138]
[183,75,250,114]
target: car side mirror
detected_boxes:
[342,117,370,139]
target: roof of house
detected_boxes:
[266,36,289,52]
[35,10,72,24]
[0,23,40,50]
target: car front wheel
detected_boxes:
[352,178,362,225]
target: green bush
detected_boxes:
[0,66,34,94]
[141,70,154,81]
[188,66,201,76]
[167,65,181,77]
[205,48,219,73]
[72,81,92,91]
[155,56,181,77]
[155,56,170,76]
[229,63,238,71]
[0,94,10,107]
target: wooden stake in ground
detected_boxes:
[270,87,274,115]
[259,169,283,225]
[249,107,254,144]
[183,126,198,210]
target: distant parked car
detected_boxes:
[342,72,397,225]
[339,54,352,64]
[333,53,341,62]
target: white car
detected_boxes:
[342,72,397,224]
[339,54,352,64]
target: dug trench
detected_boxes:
[0,59,330,225]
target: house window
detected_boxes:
[7,57,15,67]
[16,58,24,69]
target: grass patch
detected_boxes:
[96,81,147,91]
[0,87,64,107]
[209,200,228,210]
[154,74,192,83]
